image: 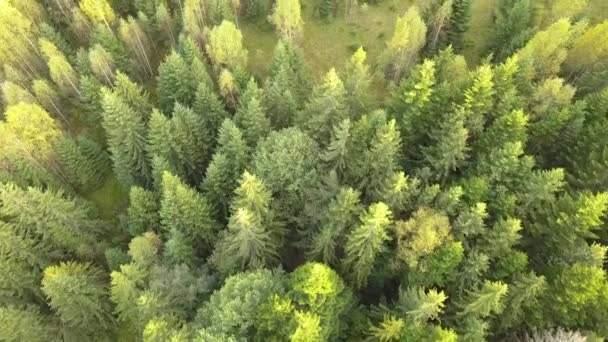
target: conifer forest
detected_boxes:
[2,0,608,340]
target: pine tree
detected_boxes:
[271,0,303,41]
[386,6,427,81]
[343,202,392,288]
[148,104,211,184]
[458,280,508,318]
[157,50,197,114]
[422,110,469,182]
[211,171,280,273]
[42,261,114,338]
[101,87,151,188]
[447,0,472,51]
[206,20,248,69]
[201,119,249,219]
[397,287,448,323]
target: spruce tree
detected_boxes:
[297,68,349,143]
[343,47,372,117]
[343,202,392,288]
[448,0,472,51]
[487,0,533,62]
[308,187,362,266]
[211,171,280,274]
[201,119,249,219]
[42,261,114,338]
[160,171,216,263]
[193,81,229,150]
[233,92,271,147]
[54,135,109,192]
[127,186,160,236]
[101,87,150,188]
[157,50,197,114]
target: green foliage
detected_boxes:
[101,81,151,188]
[42,261,114,338]
[271,0,303,41]
[197,269,284,339]
[55,135,110,192]
[448,0,472,51]
[344,202,392,288]
[252,128,320,226]
[206,20,248,69]
[211,171,280,274]
[386,6,427,81]
[0,305,59,342]
[127,186,160,236]
[160,171,216,264]
[157,51,197,114]
[487,0,533,62]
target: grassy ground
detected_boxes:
[84,175,128,222]
[241,0,416,81]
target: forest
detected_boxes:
[1,0,608,341]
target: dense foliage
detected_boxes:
[1,0,608,341]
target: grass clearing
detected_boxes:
[85,175,128,222]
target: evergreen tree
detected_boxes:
[157,51,197,114]
[297,68,349,143]
[343,202,392,288]
[308,187,362,265]
[252,128,320,227]
[487,0,533,62]
[201,119,249,219]
[0,305,59,342]
[54,135,109,191]
[211,171,280,274]
[193,81,229,150]
[42,261,114,338]
[0,183,107,258]
[343,47,372,117]
[101,87,150,188]
[127,186,160,236]
[233,91,270,147]
[160,171,216,264]
[447,0,472,51]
